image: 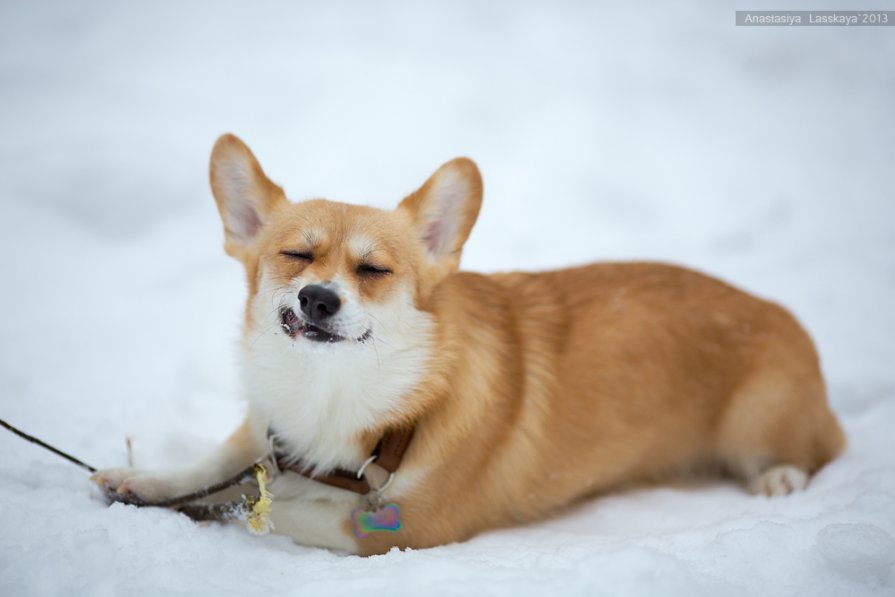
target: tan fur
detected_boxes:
[360,264,844,554]
[94,134,845,555]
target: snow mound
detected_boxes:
[816,523,895,588]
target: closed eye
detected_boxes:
[280,250,313,262]
[357,263,392,276]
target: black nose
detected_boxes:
[298,285,341,321]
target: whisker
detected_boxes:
[247,319,281,349]
[370,335,382,373]
[365,313,396,349]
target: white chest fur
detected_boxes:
[241,293,434,477]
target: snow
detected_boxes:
[817,523,895,588]
[1,0,894,595]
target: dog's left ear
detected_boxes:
[398,158,483,273]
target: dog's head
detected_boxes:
[208,134,482,352]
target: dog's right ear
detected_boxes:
[209,134,286,259]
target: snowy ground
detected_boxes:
[1,1,894,595]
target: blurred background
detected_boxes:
[0,0,893,459]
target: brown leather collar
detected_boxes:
[269,427,415,495]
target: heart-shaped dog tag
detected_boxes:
[351,503,401,538]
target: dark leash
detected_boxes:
[0,416,262,524]
[1,417,97,473]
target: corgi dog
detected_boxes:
[93,134,845,555]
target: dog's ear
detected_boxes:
[398,158,483,273]
[209,134,286,259]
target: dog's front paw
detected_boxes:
[91,467,136,492]
[91,468,191,504]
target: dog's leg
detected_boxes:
[268,498,359,553]
[92,415,264,503]
[716,347,844,498]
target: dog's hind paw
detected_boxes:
[749,464,809,497]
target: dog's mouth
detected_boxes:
[279,307,371,344]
